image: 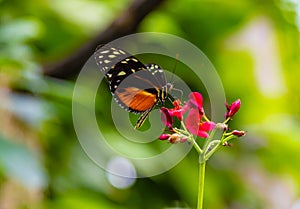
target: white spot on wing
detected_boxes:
[101,50,110,54]
[117,71,126,76]
[119,50,126,54]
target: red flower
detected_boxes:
[168,100,187,121]
[160,107,173,129]
[225,99,241,119]
[160,92,215,139]
[185,108,215,138]
[187,92,204,114]
[160,100,187,128]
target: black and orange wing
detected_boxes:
[94,45,164,114]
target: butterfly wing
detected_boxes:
[146,63,167,89]
[95,46,144,92]
[94,45,162,114]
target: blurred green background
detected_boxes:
[1,0,300,208]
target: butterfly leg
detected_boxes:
[168,87,183,101]
[134,106,154,129]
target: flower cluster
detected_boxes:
[159,92,244,145]
[157,91,245,209]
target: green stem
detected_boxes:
[202,114,210,122]
[197,161,206,209]
[204,141,221,161]
[180,121,203,154]
[224,117,231,124]
[193,141,202,154]
[221,135,237,144]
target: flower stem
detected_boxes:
[202,114,210,122]
[193,141,202,154]
[181,121,203,154]
[197,161,206,209]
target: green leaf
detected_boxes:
[0,17,43,43]
[0,135,48,189]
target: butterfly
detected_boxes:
[94,45,172,129]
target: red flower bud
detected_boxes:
[159,133,188,143]
[159,134,171,140]
[169,99,185,121]
[173,100,181,108]
[180,137,188,143]
[223,142,233,147]
[225,99,241,119]
[218,123,228,131]
[160,107,174,129]
[168,133,182,144]
[232,130,246,137]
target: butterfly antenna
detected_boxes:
[169,53,179,84]
[168,53,183,100]
[173,87,183,101]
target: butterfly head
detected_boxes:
[158,82,173,103]
[166,82,173,92]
